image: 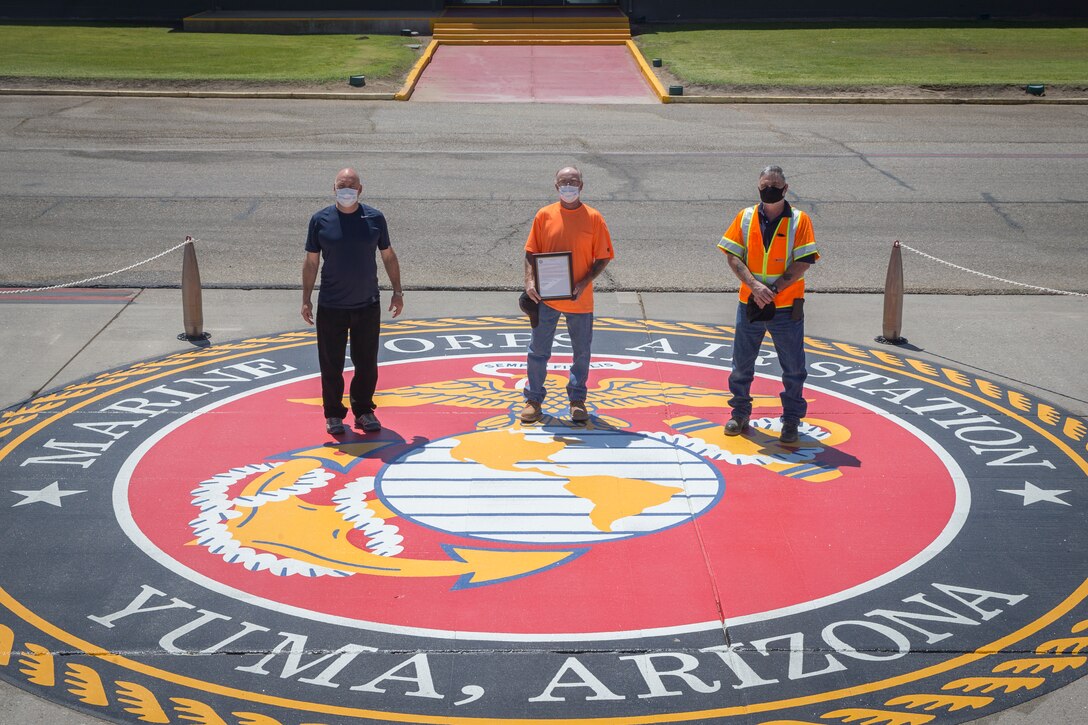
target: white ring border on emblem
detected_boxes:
[113,352,970,642]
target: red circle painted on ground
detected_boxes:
[125,356,957,638]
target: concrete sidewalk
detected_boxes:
[0,288,1085,725]
[4,290,1085,417]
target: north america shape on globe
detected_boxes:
[378,427,723,544]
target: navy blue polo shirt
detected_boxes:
[305,203,391,309]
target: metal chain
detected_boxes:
[0,238,195,295]
[898,243,1087,297]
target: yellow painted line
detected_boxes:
[395,39,439,101]
[626,39,669,103]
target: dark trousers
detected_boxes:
[316,303,381,419]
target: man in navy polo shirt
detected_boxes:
[302,168,403,435]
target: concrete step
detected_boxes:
[432,13,632,45]
[434,38,630,45]
[435,30,631,38]
[434,29,631,37]
[435,34,631,42]
[434,27,629,35]
[435,21,630,28]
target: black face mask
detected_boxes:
[759,185,785,203]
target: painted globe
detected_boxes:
[377,427,723,544]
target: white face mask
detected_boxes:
[558,185,581,204]
[335,187,360,207]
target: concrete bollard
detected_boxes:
[179,236,210,342]
[876,240,907,345]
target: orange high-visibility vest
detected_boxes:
[719,205,818,307]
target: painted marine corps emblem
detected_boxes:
[0,318,1084,725]
[186,360,856,596]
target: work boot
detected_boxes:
[325,417,345,435]
[569,400,589,423]
[520,400,543,423]
[724,415,749,436]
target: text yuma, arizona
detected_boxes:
[87,580,1028,704]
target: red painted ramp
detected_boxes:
[411,45,657,103]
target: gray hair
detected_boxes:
[556,165,582,181]
[759,165,786,183]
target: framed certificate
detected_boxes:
[531,252,575,300]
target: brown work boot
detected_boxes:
[569,400,589,423]
[520,400,543,423]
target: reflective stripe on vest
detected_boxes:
[737,205,805,306]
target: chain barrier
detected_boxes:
[0,238,195,295]
[899,243,1087,297]
[2,237,1080,298]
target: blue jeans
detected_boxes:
[525,303,593,404]
[728,302,808,423]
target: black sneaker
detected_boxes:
[355,412,381,432]
[325,417,345,435]
[724,416,749,436]
[780,420,800,444]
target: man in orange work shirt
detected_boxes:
[521,166,615,424]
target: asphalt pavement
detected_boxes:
[0,98,1086,294]
[0,94,1086,724]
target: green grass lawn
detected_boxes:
[0,23,418,82]
[636,22,1088,87]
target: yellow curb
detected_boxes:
[395,39,439,101]
[625,39,669,103]
[0,88,395,100]
[669,95,1088,105]
[5,86,1083,104]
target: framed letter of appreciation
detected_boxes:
[531,252,575,300]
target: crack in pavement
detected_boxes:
[982,191,1026,232]
[810,131,916,191]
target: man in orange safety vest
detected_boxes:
[717,165,820,444]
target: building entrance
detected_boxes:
[445,1,618,6]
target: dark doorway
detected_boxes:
[445,1,618,6]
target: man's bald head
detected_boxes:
[555,166,583,188]
[335,168,361,191]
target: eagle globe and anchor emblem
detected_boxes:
[187,359,852,592]
[10,323,1086,725]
